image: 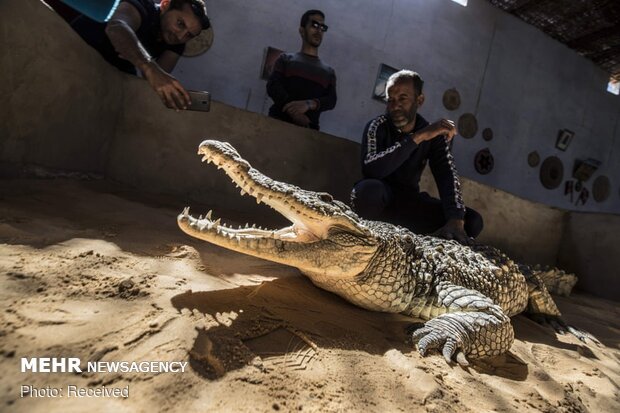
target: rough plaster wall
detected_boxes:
[419,170,565,266]
[0,0,122,175]
[174,0,619,214]
[557,213,620,301]
[468,9,620,215]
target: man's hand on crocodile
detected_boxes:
[433,219,473,245]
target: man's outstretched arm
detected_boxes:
[104,2,190,110]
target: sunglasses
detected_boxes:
[310,20,328,32]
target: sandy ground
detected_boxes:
[0,178,619,413]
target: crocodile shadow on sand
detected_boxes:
[170,270,597,382]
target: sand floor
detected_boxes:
[1,178,619,413]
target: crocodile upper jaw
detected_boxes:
[177,140,377,276]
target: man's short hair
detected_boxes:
[386,70,424,96]
[300,9,325,27]
[169,0,211,30]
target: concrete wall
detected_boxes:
[175,0,620,214]
[0,0,123,176]
[419,171,565,266]
[558,213,620,301]
[0,0,617,299]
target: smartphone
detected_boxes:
[187,90,211,112]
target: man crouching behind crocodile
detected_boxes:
[178,140,595,366]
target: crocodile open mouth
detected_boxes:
[178,140,330,246]
[178,140,376,276]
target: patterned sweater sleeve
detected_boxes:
[361,116,418,179]
[317,69,337,111]
[428,137,466,220]
[266,53,290,108]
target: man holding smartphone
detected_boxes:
[266,9,337,131]
[46,0,211,110]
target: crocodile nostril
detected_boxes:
[319,193,333,203]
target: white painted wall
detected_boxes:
[173,0,620,214]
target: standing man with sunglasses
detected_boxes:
[267,10,337,130]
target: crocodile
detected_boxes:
[178,140,590,365]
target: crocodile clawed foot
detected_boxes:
[411,322,470,366]
[527,314,601,345]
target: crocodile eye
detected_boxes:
[318,193,333,203]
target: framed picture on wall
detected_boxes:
[555,129,574,151]
[372,63,399,101]
[261,46,284,80]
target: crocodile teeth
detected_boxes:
[213,218,221,227]
[256,193,264,204]
[182,207,190,217]
[206,210,213,220]
[240,189,246,196]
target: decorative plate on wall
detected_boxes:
[474,148,494,175]
[592,175,610,202]
[183,26,214,57]
[539,156,564,189]
[458,113,478,139]
[442,88,461,111]
[482,128,493,141]
[528,151,540,167]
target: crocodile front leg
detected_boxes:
[410,282,514,366]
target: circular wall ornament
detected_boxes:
[527,151,540,167]
[592,175,610,202]
[539,156,564,190]
[442,88,461,111]
[474,148,494,175]
[482,128,493,141]
[458,113,478,139]
[183,26,214,57]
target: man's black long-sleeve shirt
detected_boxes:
[266,52,337,130]
[361,113,466,220]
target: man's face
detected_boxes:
[386,80,421,129]
[301,14,327,48]
[160,4,202,45]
